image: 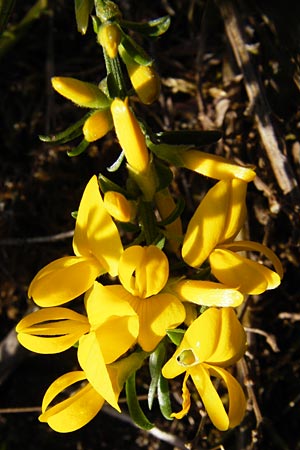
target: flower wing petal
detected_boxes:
[39,371,104,432]
[73,175,123,277]
[28,255,102,306]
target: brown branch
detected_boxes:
[216,0,299,197]
[0,230,74,246]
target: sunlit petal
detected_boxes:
[73,175,123,277]
[28,255,102,306]
[39,371,104,433]
[222,179,247,242]
[118,246,169,298]
[107,285,185,352]
[208,365,247,429]
[161,349,187,379]
[174,279,244,307]
[210,248,281,294]
[78,332,121,411]
[16,307,89,354]
[190,364,230,431]
[181,150,256,182]
[223,240,284,280]
[182,180,231,268]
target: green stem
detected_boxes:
[139,200,158,245]
[103,48,126,98]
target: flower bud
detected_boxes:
[98,22,121,59]
[110,97,149,173]
[96,0,122,22]
[83,109,113,142]
[51,77,109,109]
[103,191,136,222]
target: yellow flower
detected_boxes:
[98,22,121,59]
[182,179,283,295]
[98,245,186,352]
[83,109,113,142]
[28,176,123,306]
[51,77,109,109]
[39,351,145,432]
[162,307,247,431]
[103,191,136,222]
[17,282,139,411]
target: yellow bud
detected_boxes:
[127,63,161,105]
[51,77,109,109]
[83,109,113,142]
[110,97,149,173]
[98,22,121,59]
[103,191,136,222]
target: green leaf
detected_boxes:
[75,0,93,35]
[120,15,171,37]
[67,138,89,157]
[106,150,125,172]
[155,130,222,146]
[98,173,129,196]
[119,33,153,66]
[126,372,154,430]
[166,328,185,346]
[153,159,173,191]
[148,342,166,410]
[148,141,188,166]
[39,114,89,144]
[157,374,172,420]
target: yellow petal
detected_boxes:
[174,279,244,307]
[51,77,109,109]
[78,332,121,411]
[111,97,149,173]
[16,307,89,354]
[127,63,161,105]
[83,109,113,142]
[223,240,284,280]
[103,191,136,222]
[222,179,247,242]
[182,180,231,268]
[181,150,256,182]
[208,365,247,428]
[189,365,230,431]
[107,285,185,352]
[170,373,191,419]
[73,175,123,277]
[210,248,281,294]
[98,22,121,59]
[177,307,246,365]
[39,371,104,432]
[28,255,102,306]
[118,245,169,298]
[161,349,187,379]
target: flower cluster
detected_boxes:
[17,0,283,435]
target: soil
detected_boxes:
[1,1,300,449]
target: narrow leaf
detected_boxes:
[120,15,171,37]
[155,130,222,146]
[39,114,88,144]
[126,372,154,430]
[67,138,89,157]
[148,342,166,410]
[157,375,172,420]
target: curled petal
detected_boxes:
[171,373,191,419]
[174,279,244,307]
[39,371,104,432]
[28,256,102,306]
[223,240,283,280]
[73,175,123,277]
[181,150,256,182]
[118,245,169,298]
[210,248,281,295]
[190,364,246,431]
[16,307,89,354]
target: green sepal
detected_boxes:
[148,342,166,410]
[125,372,154,430]
[166,328,185,346]
[155,130,222,146]
[153,235,166,250]
[71,211,78,219]
[119,32,153,66]
[153,159,173,191]
[120,15,171,38]
[98,173,130,197]
[67,138,90,157]
[75,0,93,35]
[91,15,101,33]
[158,196,185,227]
[39,114,89,144]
